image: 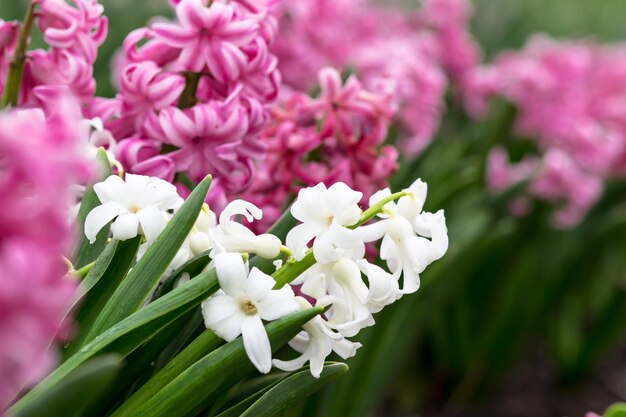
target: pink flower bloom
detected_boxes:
[486,147,538,192]
[37,0,108,63]
[27,49,96,103]
[115,137,176,182]
[0,95,88,412]
[153,0,260,80]
[117,61,186,129]
[418,0,480,81]
[530,149,602,228]
[464,36,626,226]
[242,68,398,231]
[271,0,473,154]
[143,101,255,193]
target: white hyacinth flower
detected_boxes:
[273,297,361,378]
[356,260,401,313]
[362,179,448,294]
[211,200,281,259]
[201,253,299,374]
[286,182,364,263]
[85,174,180,244]
[295,258,373,337]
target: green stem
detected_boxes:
[177,72,201,109]
[351,190,410,228]
[75,261,95,280]
[0,1,37,109]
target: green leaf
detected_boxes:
[15,354,123,417]
[66,236,142,357]
[150,251,212,302]
[111,307,324,417]
[112,329,223,416]
[237,363,348,417]
[605,403,626,417]
[212,373,290,417]
[86,175,212,338]
[72,148,112,268]
[10,267,219,416]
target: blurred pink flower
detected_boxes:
[0,97,88,412]
[271,0,477,154]
[464,36,626,226]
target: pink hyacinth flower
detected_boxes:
[153,0,260,81]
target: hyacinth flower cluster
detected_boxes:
[240,67,399,230]
[271,0,479,154]
[0,95,89,412]
[85,0,281,209]
[464,36,626,227]
[0,0,106,107]
[81,173,448,378]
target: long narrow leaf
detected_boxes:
[15,354,122,417]
[66,236,142,356]
[111,307,324,417]
[238,363,348,417]
[10,267,219,415]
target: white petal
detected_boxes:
[93,175,128,204]
[257,285,299,321]
[145,177,180,209]
[219,199,262,226]
[214,253,247,298]
[291,183,327,222]
[272,351,310,372]
[110,212,140,241]
[242,316,272,374]
[326,182,362,216]
[201,293,244,341]
[245,268,276,302]
[84,202,127,243]
[286,222,326,260]
[137,205,167,243]
[308,334,332,378]
[332,339,361,360]
[400,264,420,294]
[124,174,151,193]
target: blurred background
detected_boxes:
[4,1,626,416]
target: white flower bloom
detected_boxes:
[201,253,299,374]
[211,200,281,259]
[362,179,448,294]
[295,258,373,337]
[356,260,401,313]
[273,297,361,378]
[286,182,364,263]
[85,174,180,244]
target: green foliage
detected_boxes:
[15,355,123,417]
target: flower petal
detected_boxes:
[137,205,167,243]
[242,316,272,374]
[214,252,247,297]
[84,201,128,243]
[110,212,140,241]
[256,285,299,321]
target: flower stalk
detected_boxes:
[0,0,37,109]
